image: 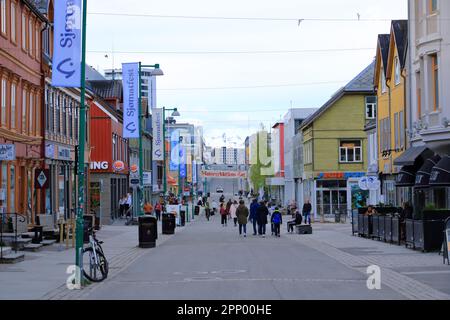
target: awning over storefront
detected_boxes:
[430,155,450,187]
[396,165,417,187]
[393,146,433,166]
[415,154,441,188]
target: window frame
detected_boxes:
[381,68,387,94]
[365,96,377,119]
[10,82,16,129]
[0,0,6,36]
[339,140,362,163]
[394,57,401,86]
[431,54,439,111]
[1,77,6,127]
[10,2,16,43]
[429,0,438,14]
[22,87,27,134]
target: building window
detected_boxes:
[381,68,387,94]
[11,2,16,42]
[28,19,33,56]
[74,108,78,140]
[21,13,26,50]
[68,101,73,139]
[1,78,6,127]
[11,83,16,129]
[431,54,439,111]
[35,93,40,135]
[55,93,60,134]
[394,112,399,149]
[22,88,27,133]
[399,110,405,148]
[416,71,422,117]
[0,0,6,35]
[394,57,401,85]
[429,0,437,13]
[9,165,15,213]
[62,97,67,136]
[339,140,362,163]
[365,96,377,119]
[29,92,34,135]
[35,26,39,60]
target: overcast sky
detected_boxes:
[85,0,407,148]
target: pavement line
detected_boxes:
[401,270,450,275]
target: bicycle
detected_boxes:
[82,227,109,282]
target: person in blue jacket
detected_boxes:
[249,198,259,236]
[271,207,283,237]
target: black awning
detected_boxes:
[396,165,417,187]
[394,146,433,166]
[430,155,450,187]
[415,154,442,188]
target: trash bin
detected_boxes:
[335,211,341,223]
[195,206,200,216]
[138,216,157,248]
[180,210,186,226]
[162,213,176,234]
[32,226,43,244]
[83,215,94,244]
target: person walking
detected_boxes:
[236,200,249,237]
[303,199,312,225]
[119,196,126,219]
[212,200,218,216]
[124,192,132,217]
[271,207,283,237]
[230,200,238,227]
[205,200,211,221]
[154,201,162,221]
[226,199,232,221]
[256,201,269,237]
[249,198,259,236]
[220,203,227,226]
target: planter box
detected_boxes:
[358,214,364,236]
[363,215,372,238]
[412,220,446,252]
[413,220,424,250]
[405,219,415,248]
[384,216,392,243]
[372,216,380,239]
[392,217,401,245]
[352,211,359,235]
[379,216,386,241]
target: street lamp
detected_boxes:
[137,63,164,217]
[162,107,181,196]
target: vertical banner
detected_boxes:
[192,160,197,185]
[150,77,157,110]
[179,146,186,178]
[152,108,164,161]
[52,0,82,87]
[122,63,140,138]
[170,129,180,171]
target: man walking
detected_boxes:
[236,200,249,237]
[256,201,269,237]
[303,199,312,225]
[205,200,211,221]
[249,199,259,236]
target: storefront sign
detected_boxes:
[52,0,82,87]
[152,108,164,161]
[143,172,151,186]
[35,169,50,189]
[358,176,381,191]
[122,62,140,138]
[90,161,109,170]
[0,144,16,161]
[112,160,125,172]
[130,164,138,174]
[317,172,365,179]
[200,171,247,178]
[130,178,140,186]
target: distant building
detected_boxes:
[211,147,245,165]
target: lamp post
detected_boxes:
[162,107,180,196]
[137,63,163,216]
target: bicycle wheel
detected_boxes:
[82,247,108,282]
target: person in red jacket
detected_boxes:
[220,203,228,227]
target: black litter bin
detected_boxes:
[83,215,93,244]
[32,226,43,244]
[138,216,157,248]
[180,210,186,226]
[335,212,341,223]
[162,213,176,234]
[195,206,200,216]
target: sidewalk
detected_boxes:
[0,216,196,300]
[286,223,450,300]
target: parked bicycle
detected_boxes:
[82,227,108,282]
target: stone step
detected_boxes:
[23,243,44,252]
[41,239,56,246]
[0,252,25,264]
[0,246,12,256]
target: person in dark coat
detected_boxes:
[256,201,270,237]
[249,199,259,236]
[302,199,312,225]
[287,210,303,233]
[236,200,249,237]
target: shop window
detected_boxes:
[432,188,446,209]
[339,140,362,163]
[0,163,6,213]
[365,96,377,119]
[9,165,15,213]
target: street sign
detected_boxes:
[35,169,50,189]
[0,144,16,161]
[143,172,151,186]
[130,178,140,186]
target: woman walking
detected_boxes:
[256,201,270,237]
[230,200,238,226]
[236,200,249,237]
[220,203,228,226]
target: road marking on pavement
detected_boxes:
[401,270,450,275]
